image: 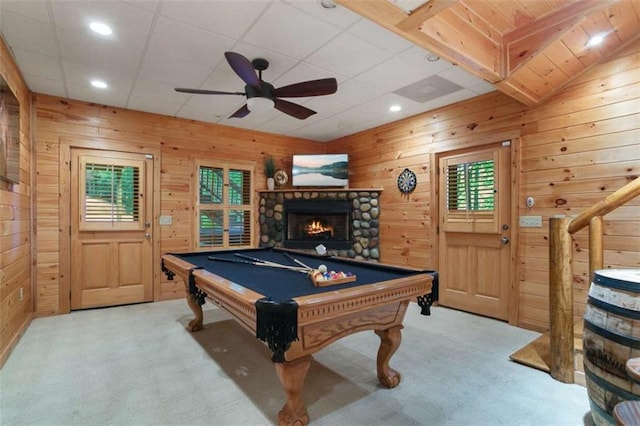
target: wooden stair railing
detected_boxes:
[549,177,640,383]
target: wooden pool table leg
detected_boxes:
[375,326,402,388]
[185,293,204,332]
[275,355,312,426]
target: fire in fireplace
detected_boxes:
[305,219,334,238]
[283,199,352,250]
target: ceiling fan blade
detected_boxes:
[224,51,260,89]
[272,78,337,98]
[274,99,316,120]
[175,88,245,95]
[229,104,250,119]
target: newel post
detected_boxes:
[589,216,604,281]
[549,216,574,383]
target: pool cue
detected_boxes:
[208,256,309,274]
[233,253,290,268]
[282,252,313,271]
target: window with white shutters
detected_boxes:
[440,148,500,233]
[196,160,253,249]
[79,156,145,231]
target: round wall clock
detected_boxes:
[397,168,417,193]
[274,169,288,186]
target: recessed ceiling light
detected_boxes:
[91,80,108,89]
[90,21,112,36]
[426,54,440,62]
[586,33,606,48]
[389,105,402,112]
[320,0,337,9]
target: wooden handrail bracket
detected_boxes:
[568,177,640,234]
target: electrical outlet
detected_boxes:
[159,215,173,226]
[19,287,24,301]
[520,216,543,228]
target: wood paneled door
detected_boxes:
[70,149,154,309]
[437,142,512,320]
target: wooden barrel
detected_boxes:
[584,269,640,425]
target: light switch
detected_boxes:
[159,215,172,226]
[520,216,542,228]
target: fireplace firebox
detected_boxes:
[284,199,352,250]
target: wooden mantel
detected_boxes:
[259,188,384,194]
[336,0,640,106]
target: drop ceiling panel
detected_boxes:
[283,0,361,29]
[438,65,487,88]
[11,48,63,81]
[57,27,143,75]
[241,2,342,60]
[24,76,66,99]
[1,11,58,55]
[356,46,452,92]
[131,78,194,105]
[147,16,235,69]
[66,83,130,108]
[62,60,135,93]
[159,1,269,40]
[50,1,155,50]
[306,31,395,78]
[0,0,49,21]
[328,79,386,109]
[127,97,182,118]
[124,1,160,13]
[347,18,414,54]
[138,53,212,88]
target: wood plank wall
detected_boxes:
[33,96,323,316]
[0,36,32,365]
[327,40,640,331]
[6,37,639,357]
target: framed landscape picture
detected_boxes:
[291,154,348,187]
[0,74,20,184]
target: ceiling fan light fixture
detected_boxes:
[247,97,275,114]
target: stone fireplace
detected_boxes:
[259,190,381,261]
[284,199,351,250]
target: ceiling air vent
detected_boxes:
[393,75,464,103]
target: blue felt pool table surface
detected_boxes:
[166,247,434,303]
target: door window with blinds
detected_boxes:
[78,155,145,231]
[440,148,501,233]
[196,160,253,249]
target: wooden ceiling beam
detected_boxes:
[336,0,499,82]
[337,0,635,108]
[395,0,459,32]
[503,0,610,45]
[503,0,611,74]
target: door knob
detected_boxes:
[501,237,509,245]
[145,233,151,239]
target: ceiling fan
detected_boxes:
[175,51,338,120]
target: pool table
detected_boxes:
[161,247,434,425]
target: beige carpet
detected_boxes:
[0,299,592,425]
